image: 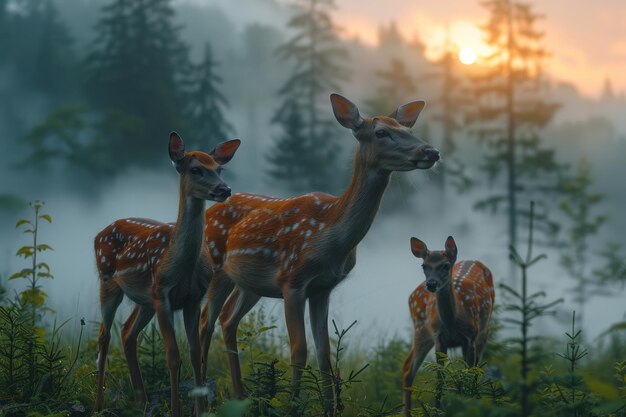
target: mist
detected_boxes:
[1,0,625,352]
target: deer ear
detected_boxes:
[330,93,363,130]
[445,236,458,260]
[210,139,241,165]
[410,237,429,259]
[389,101,425,128]
[169,132,186,166]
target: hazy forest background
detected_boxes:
[1,0,625,416]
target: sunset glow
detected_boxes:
[333,0,626,96]
[459,47,477,65]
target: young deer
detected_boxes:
[402,236,494,416]
[94,132,240,417]
[199,94,440,412]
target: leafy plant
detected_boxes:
[9,200,54,322]
[539,312,598,417]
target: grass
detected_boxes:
[1,202,625,417]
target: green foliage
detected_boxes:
[186,43,233,150]
[0,0,76,97]
[593,243,626,290]
[10,201,54,316]
[137,321,169,393]
[538,312,598,417]
[426,46,472,195]
[558,159,608,322]
[360,337,409,406]
[405,356,511,417]
[365,58,416,116]
[266,98,312,192]
[84,0,190,170]
[1,202,625,417]
[0,194,27,213]
[499,201,563,417]
[268,0,350,194]
[469,0,566,251]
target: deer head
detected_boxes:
[168,132,241,202]
[410,236,458,293]
[330,94,440,171]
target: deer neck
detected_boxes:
[436,280,457,331]
[329,145,391,252]
[169,179,205,273]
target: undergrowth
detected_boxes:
[1,204,625,417]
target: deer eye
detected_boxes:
[190,167,203,176]
[442,263,451,273]
[375,129,389,138]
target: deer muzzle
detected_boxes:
[410,146,440,169]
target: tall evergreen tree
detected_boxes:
[85,0,189,168]
[186,43,232,149]
[559,159,607,325]
[469,0,565,256]
[365,59,415,115]
[428,39,472,196]
[0,0,76,98]
[268,0,349,194]
[266,98,310,192]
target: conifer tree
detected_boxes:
[365,59,416,115]
[428,40,471,195]
[268,0,349,193]
[85,0,189,168]
[559,159,607,325]
[187,43,233,149]
[0,0,76,98]
[266,98,311,192]
[469,0,565,255]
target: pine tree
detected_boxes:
[1,0,76,98]
[469,0,565,257]
[268,0,349,194]
[266,98,311,192]
[365,59,415,115]
[187,43,233,149]
[559,159,607,325]
[428,39,472,195]
[85,0,189,168]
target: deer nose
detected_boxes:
[422,147,440,161]
[214,184,231,198]
[426,279,438,292]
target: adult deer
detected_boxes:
[199,94,440,412]
[403,236,494,416]
[94,132,240,417]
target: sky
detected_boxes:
[330,0,626,97]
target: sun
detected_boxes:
[459,47,477,65]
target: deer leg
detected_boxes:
[284,288,307,404]
[475,328,490,363]
[95,283,123,411]
[184,302,204,416]
[309,290,333,414]
[402,330,434,417]
[121,304,155,405]
[155,297,181,417]
[463,338,479,367]
[220,287,261,398]
[200,271,235,380]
